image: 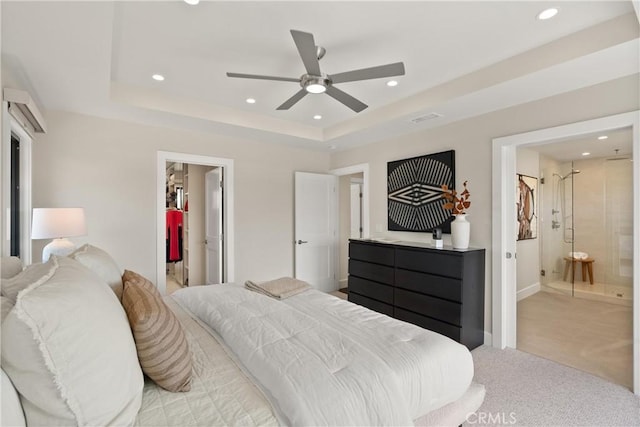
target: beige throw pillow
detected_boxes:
[69,244,124,300]
[1,256,143,426]
[122,279,192,392]
[122,269,161,297]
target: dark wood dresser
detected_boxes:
[348,239,485,350]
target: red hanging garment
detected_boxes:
[166,210,183,262]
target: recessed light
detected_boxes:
[152,74,165,81]
[184,0,200,5]
[537,8,559,20]
[246,98,256,104]
[597,135,608,140]
[582,152,591,156]
[387,80,398,87]
[313,115,322,120]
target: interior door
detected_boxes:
[294,172,337,292]
[205,168,223,284]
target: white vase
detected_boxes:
[451,214,470,249]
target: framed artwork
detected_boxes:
[387,150,455,233]
[517,174,537,240]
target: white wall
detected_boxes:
[338,173,363,285]
[515,147,540,294]
[31,110,330,284]
[330,74,639,334]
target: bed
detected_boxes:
[1,249,485,426]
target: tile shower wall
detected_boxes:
[568,157,633,293]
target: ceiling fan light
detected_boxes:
[306,83,326,94]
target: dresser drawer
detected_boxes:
[348,276,393,304]
[395,269,462,302]
[348,292,394,317]
[395,308,461,342]
[395,248,462,279]
[394,288,461,326]
[349,242,394,266]
[348,259,394,285]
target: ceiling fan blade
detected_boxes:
[330,62,405,84]
[276,89,308,110]
[226,72,299,83]
[325,86,367,113]
[290,30,322,76]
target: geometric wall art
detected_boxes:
[388,150,455,233]
[516,173,537,240]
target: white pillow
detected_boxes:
[1,256,23,280]
[1,296,13,322]
[1,369,25,427]
[1,261,54,304]
[1,256,143,426]
[69,244,124,300]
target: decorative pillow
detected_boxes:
[1,296,13,322]
[1,256,23,280]
[1,256,143,426]
[1,369,25,427]
[1,259,56,304]
[69,244,124,300]
[122,269,161,297]
[122,279,192,392]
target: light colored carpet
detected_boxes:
[469,346,640,426]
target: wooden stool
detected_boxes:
[563,256,594,284]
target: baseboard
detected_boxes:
[339,278,348,287]
[517,282,540,301]
[483,331,492,346]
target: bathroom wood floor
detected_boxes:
[517,291,633,389]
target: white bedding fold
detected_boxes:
[174,285,413,426]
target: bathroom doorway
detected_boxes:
[515,127,634,389]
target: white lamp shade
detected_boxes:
[32,208,87,239]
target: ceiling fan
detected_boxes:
[226,30,405,113]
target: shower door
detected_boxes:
[541,162,577,296]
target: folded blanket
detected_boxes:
[245,277,310,299]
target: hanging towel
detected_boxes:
[166,210,184,262]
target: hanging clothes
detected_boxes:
[166,210,183,262]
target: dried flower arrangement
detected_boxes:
[441,181,471,215]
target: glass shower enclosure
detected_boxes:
[540,157,633,304]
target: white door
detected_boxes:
[294,172,337,292]
[350,183,362,238]
[205,168,223,284]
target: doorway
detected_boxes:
[492,111,639,394]
[338,172,364,294]
[156,152,234,295]
[515,131,634,389]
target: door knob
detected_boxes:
[297,240,308,244]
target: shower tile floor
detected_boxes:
[544,280,632,306]
[518,290,633,389]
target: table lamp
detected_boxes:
[32,208,87,262]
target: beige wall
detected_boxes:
[516,147,540,293]
[31,110,330,285]
[330,74,639,334]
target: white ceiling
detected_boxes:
[530,127,633,162]
[2,1,638,151]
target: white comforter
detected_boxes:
[173,285,473,426]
